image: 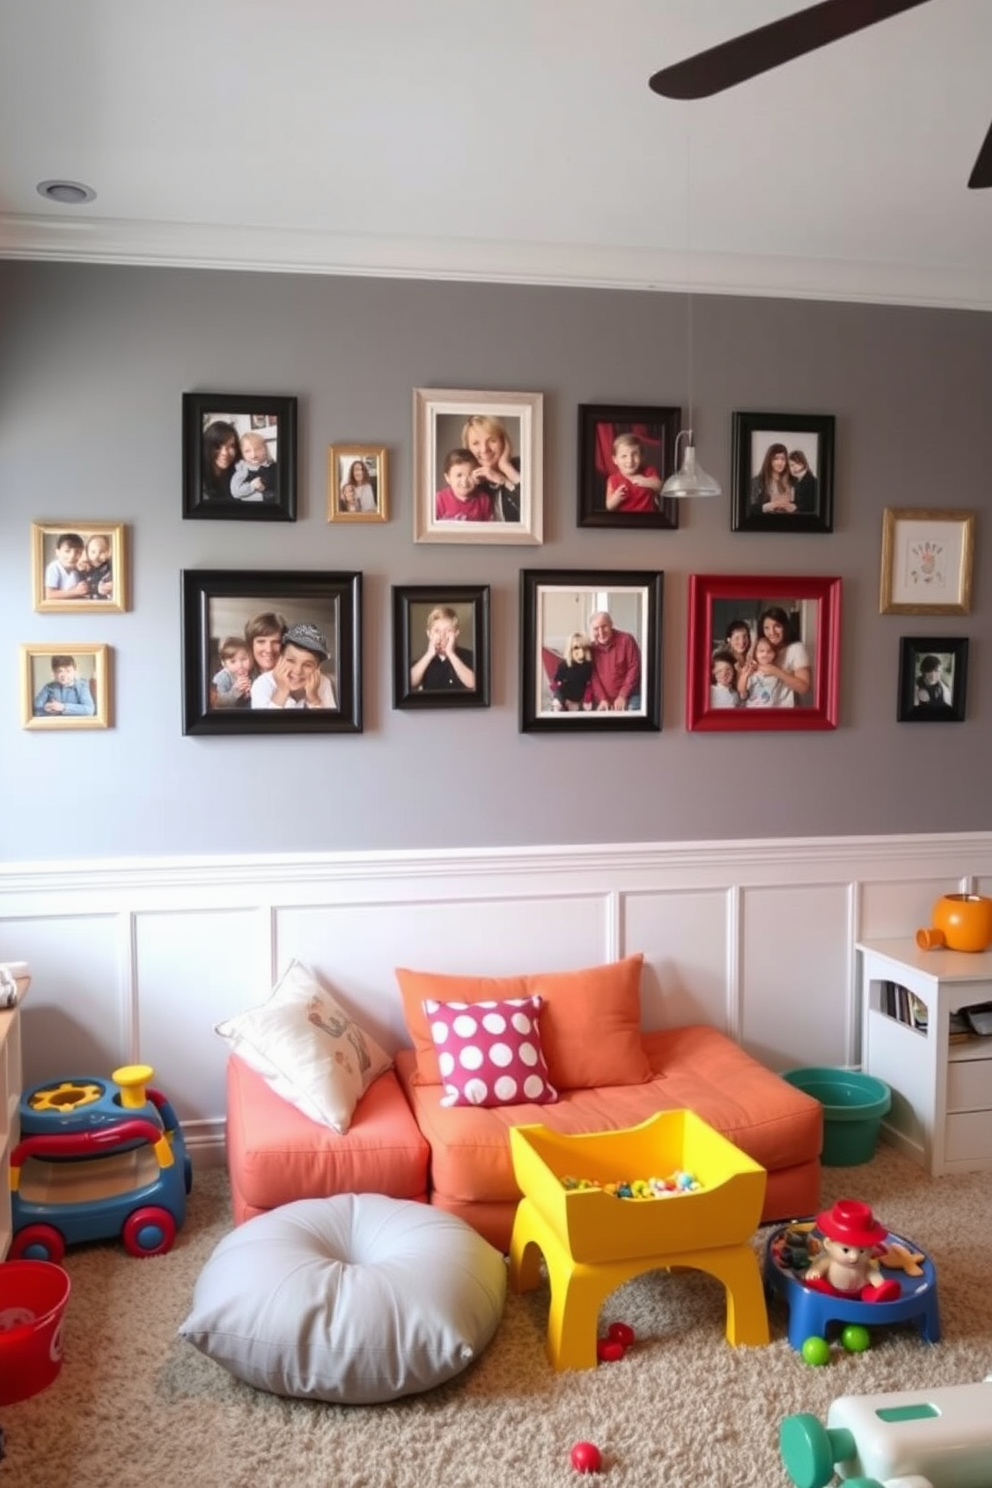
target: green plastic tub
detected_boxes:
[781,1067,892,1166]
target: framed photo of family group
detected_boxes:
[731,411,835,534]
[181,570,362,735]
[327,445,389,524]
[413,388,543,545]
[182,393,297,522]
[577,403,681,529]
[686,573,841,732]
[21,642,111,730]
[31,521,129,613]
[392,585,490,710]
[879,508,974,615]
[519,569,663,734]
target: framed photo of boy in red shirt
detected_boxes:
[577,403,681,530]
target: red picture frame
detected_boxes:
[686,574,841,732]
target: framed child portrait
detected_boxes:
[413,387,543,545]
[731,412,835,534]
[182,393,297,522]
[31,521,129,613]
[519,569,662,733]
[327,445,388,524]
[392,585,490,710]
[577,403,681,529]
[21,643,111,730]
[686,573,841,732]
[181,570,362,735]
[897,637,968,723]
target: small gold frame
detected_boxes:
[879,508,975,615]
[327,445,389,523]
[22,643,111,729]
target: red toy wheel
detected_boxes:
[9,1223,66,1263]
[122,1206,177,1257]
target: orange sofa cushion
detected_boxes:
[396,954,652,1090]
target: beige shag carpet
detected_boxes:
[2,1147,991,1488]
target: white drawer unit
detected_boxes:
[858,938,992,1177]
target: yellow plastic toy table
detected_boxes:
[508,1109,769,1370]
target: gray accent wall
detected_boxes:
[1,261,989,860]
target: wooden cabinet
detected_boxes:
[859,937,992,1177]
[0,970,27,1261]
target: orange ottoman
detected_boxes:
[226,1054,430,1225]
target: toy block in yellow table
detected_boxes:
[508,1108,769,1370]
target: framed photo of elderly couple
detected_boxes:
[413,388,543,545]
[686,573,841,732]
[731,412,835,534]
[181,570,362,735]
[519,569,663,733]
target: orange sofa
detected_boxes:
[394,1024,822,1252]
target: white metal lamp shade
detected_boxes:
[661,435,721,499]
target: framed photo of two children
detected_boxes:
[31,521,129,613]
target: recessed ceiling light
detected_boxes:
[36,179,97,206]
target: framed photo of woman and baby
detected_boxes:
[413,388,543,545]
[731,411,835,534]
[182,393,297,522]
[686,573,841,732]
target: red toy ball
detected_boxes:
[570,1441,603,1474]
[596,1338,625,1363]
[607,1321,635,1347]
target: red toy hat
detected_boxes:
[816,1198,888,1248]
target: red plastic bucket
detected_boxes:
[0,1260,71,1405]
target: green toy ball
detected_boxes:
[841,1324,871,1353]
[801,1335,831,1366]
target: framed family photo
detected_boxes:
[21,643,111,730]
[181,570,362,735]
[182,393,297,521]
[686,573,841,732]
[731,411,835,534]
[31,521,128,613]
[879,508,975,615]
[519,569,662,733]
[327,445,388,524]
[413,387,543,545]
[577,403,681,529]
[392,585,490,710]
[897,637,969,723]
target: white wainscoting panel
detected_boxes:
[2,834,989,1159]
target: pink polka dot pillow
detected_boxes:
[422,995,558,1108]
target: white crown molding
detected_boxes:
[2,214,991,312]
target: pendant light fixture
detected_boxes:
[661,116,721,500]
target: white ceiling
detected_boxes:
[2,0,991,308]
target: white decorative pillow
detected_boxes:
[214,960,392,1133]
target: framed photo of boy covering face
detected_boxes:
[182,393,297,522]
[519,569,663,733]
[181,570,362,735]
[413,388,543,545]
[392,585,491,710]
[686,573,841,732]
[21,643,111,730]
[731,412,835,534]
[577,403,681,529]
[31,521,129,613]
[897,636,968,723]
[327,445,389,524]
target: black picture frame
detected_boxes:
[897,636,968,722]
[392,585,491,709]
[520,569,662,733]
[182,393,297,521]
[577,403,681,529]
[731,411,835,534]
[181,570,362,735]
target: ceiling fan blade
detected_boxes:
[968,118,992,189]
[649,0,932,100]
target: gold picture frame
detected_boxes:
[31,521,129,613]
[326,445,389,524]
[880,508,975,615]
[21,643,111,729]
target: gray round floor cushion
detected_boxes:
[180,1193,507,1403]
